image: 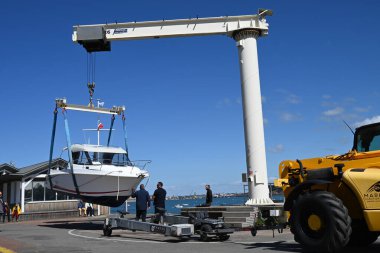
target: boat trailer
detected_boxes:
[103,211,234,241]
[103,214,194,239]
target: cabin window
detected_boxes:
[356,125,380,152]
[73,151,93,165]
[32,181,45,201]
[72,152,80,164]
[72,151,129,166]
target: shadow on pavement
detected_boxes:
[38,221,103,231]
[243,241,380,253]
[243,241,302,252]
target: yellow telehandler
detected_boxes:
[275,122,380,252]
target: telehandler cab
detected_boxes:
[275,122,380,252]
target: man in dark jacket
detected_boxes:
[0,191,4,217]
[153,182,166,214]
[197,184,213,207]
[131,184,150,222]
[205,184,213,206]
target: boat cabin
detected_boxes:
[70,144,131,167]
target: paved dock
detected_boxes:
[0,217,379,253]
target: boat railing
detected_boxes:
[129,160,152,170]
[80,159,151,169]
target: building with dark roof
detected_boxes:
[0,159,70,213]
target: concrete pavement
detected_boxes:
[0,217,379,253]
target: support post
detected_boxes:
[234,29,273,205]
[21,180,25,213]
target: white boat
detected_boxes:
[48,144,149,207]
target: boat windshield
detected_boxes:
[72,151,131,166]
[355,124,380,152]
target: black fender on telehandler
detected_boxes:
[283,180,332,211]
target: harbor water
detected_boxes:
[111,195,284,214]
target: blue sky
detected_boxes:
[1,0,380,195]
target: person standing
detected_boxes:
[0,192,4,221]
[152,182,166,214]
[11,203,21,222]
[205,184,213,207]
[3,202,10,222]
[197,184,213,207]
[131,184,150,222]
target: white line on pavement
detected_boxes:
[68,229,220,244]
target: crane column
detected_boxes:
[72,11,273,205]
[234,29,272,205]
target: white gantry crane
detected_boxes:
[72,9,273,205]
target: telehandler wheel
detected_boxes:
[290,191,351,253]
[348,220,380,247]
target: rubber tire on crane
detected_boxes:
[348,220,379,247]
[290,191,352,253]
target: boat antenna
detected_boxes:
[343,120,355,135]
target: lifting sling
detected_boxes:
[47,99,127,197]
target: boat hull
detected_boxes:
[48,170,146,207]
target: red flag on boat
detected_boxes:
[97,122,104,130]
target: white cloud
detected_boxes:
[280,112,300,122]
[354,106,371,113]
[344,97,357,103]
[286,94,301,104]
[261,96,266,103]
[323,107,344,116]
[322,94,331,99]
[223,98,231,105]
[321,100,336,107]
[354,115,380,127]
[275,89,301,104]
[269,144,284,153]
[217,97,242,108]
[263,118,268,125]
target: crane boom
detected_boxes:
[71,9,274,205]
[72,11,271,52]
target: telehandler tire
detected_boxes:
[348,220,379,247]
[290,191,351,253]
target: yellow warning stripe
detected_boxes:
[0,247,16,253]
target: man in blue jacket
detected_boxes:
[131,184,151,222]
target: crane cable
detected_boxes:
[87,53,96,107]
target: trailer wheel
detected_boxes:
[250,227,257,237]
[200,224,212,241]
[103,225,112,237]
[348,220,379,247]
[218,234,230,241]
[290,191,351,253]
